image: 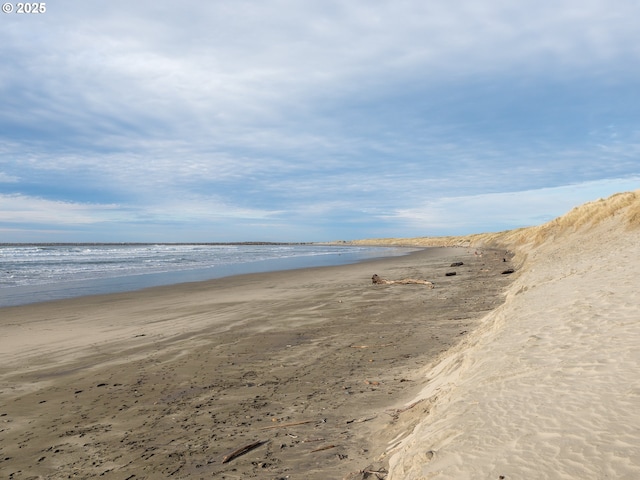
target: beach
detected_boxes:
[4,191,638,480]
[386,191,640,479]
[0,246,514,479]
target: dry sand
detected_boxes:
[0,246,514,479]
[385,191,640,479]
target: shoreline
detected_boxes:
[0,244,417,308]
[0,246,514,479]
[0,242,418,309]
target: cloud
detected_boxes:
[6,1,640,122]
[392,176,640,235]
[0,192,282,227]
[1,1,639,241]
[139,195,282,223]
[0,172,19,183]
[5,2,640,152]
[0,194,122,225]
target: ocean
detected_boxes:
[0,243,411,307]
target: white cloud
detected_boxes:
[0,172,19,183]
[139,195,282,222]
[1,1,639,241]
[0,194,122,225]
[392,177,640,234]
[5,1,640,153]
[0,193,281,228]
[7,1,640,128]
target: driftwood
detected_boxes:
[371,274,434,288]
[310,444,337,453]
[301,437,326,443]
[344,465,388,479]
[221,440,267,463]
[346,415,377,424]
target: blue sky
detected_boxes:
[1,1,639,242]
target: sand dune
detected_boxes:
[385,190,640,478]
[347,190,640,250]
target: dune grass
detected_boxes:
[347,189,640,251]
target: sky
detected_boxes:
[1,1,639,243]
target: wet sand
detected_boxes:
[0,246,514,479]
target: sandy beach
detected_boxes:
[385,191,640,479]
[0,246,514,479]
[3,190,638,480]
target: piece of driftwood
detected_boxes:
[371,274,434,288]
[221,440,267,463]
[301,437,326,443]
[259,419,316,430]
[343,466,388,479]
[346,415,377,424]
[310,444,337,453]
[361,469,388,479]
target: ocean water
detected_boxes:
[0,244,411,307]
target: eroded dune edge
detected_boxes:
[366,190,640,479]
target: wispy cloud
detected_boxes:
[393,177,640,235]
[0,194,121,225]
[0,172,19,183]
[1,1,639,241]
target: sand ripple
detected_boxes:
[388,216,640,479]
